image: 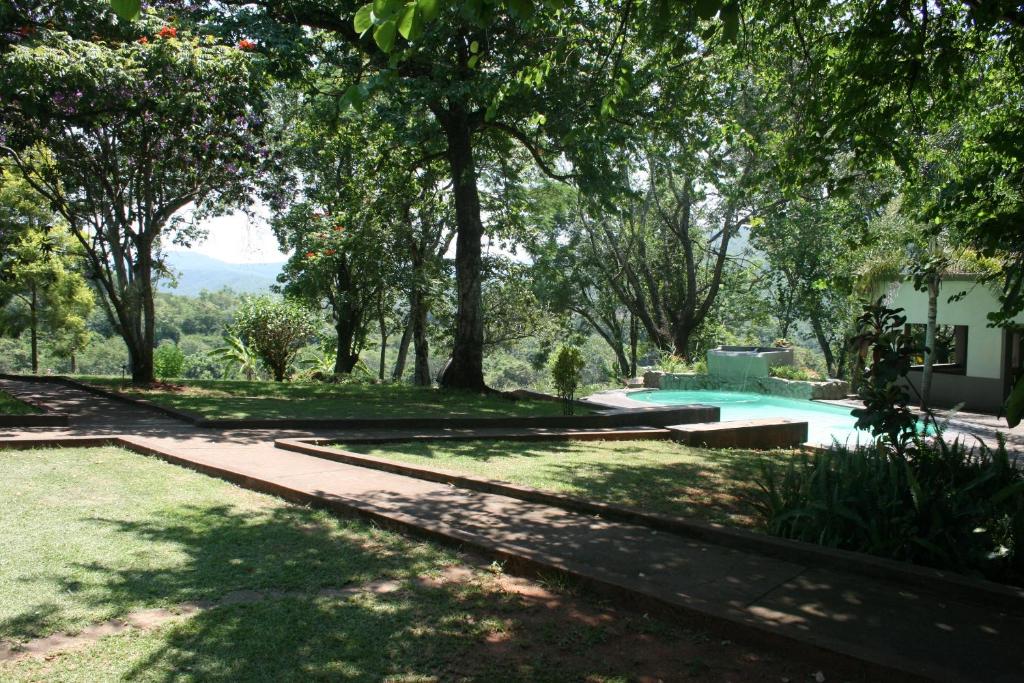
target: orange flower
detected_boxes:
[158,26,177,39]
[237,39,256,51]
[324,248,336,256]
[333,225,345,232]
[138,36,149,44]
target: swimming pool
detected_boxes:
[630,389,871,446]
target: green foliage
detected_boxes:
[230,297,318,382]
[549,344,585,414]
[657,354,707,375]
[850,299,921,449]
[754,436,1024,585]
[0,19,267,383]
[0,162,94,371]
[152,341,185,380]
[768,365,822,382]
[1006,377,1024,429]
[208,331,264,382]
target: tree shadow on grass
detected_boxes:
[538,449,783,525]
[345,439,787,526]
[2,503,445,643]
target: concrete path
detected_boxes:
[2,378,1023,682]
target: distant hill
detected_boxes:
[159,252,283,296]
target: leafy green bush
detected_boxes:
[768,365,822,382]
[230,297,318,382]
[152,342,185,380]
[754,435,1024,585]
[549,345,586,415]
[658,353,707,374]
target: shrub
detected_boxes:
[231,296,318,382]
[754,435,1024,585]
[658,353,706,374]
[549,345,586,415]
[769,365,822,382]
[153,342,185,379]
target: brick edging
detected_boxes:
[276,437,1024,613]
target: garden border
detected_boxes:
[275,435,1024,613]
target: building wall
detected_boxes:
[883,278,1020,380]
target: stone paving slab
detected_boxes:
[2,378,1023,681]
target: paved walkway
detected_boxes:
[2,378,1023,682]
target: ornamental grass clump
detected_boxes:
[755,298,1024,585]
[754,434,1024,585]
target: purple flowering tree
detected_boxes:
[0,21,266,383]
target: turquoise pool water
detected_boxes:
[631,389,871,446]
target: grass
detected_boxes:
[0,447,450,644]
[333,439,799,527]
[76,377,570,420]
[0,391,40,416]
[0,446,852,682]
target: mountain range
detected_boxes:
[158,251,284,297]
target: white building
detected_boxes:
[883,275,1023,413]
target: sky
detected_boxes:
[167,209,289,264]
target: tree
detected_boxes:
[549,344,585,415]
[0,164,94,373]
[751,170,893,378]
[119,0,721,391]
[231,296,318,382]
[0,18,266,383]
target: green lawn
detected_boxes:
[334,439,796,528]
[0,446,844,682]
[78,377,569,420]
[0,390,39,416]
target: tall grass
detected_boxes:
[754,435,1024,584]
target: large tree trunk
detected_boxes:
[334,313,362,374]
[810,313,837,378]
[438,108,486,391]
[128,245,156,384]
[391,319,412,380]
[920,275,940,408]
[29,284,38,374]
[411,287,432,386]
[671,330,692,360]
[127,335,154,384]
[377,303,388,382]
[629,314,638,378]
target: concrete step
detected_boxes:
[667,418,808,449]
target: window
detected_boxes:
[906,324,968,374]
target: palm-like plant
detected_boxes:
[208,332,262,381]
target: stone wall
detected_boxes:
[642,371,850,401]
